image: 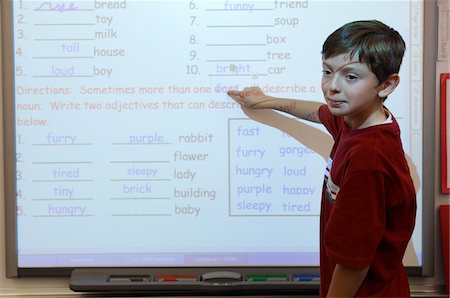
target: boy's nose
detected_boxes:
[327,76,341,94]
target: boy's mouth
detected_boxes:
[327,98,346,107]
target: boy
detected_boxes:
[228,20,416,297]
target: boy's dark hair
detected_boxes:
[322,20,406,85]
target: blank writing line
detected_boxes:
[207,25,274,28]
[35,38,95,41]
[34,23,95,26]
[110,161,170,164]
[207,59,267,62]
[206,44,266,46]
[111,197,170,200]
[112,214,172,217]
[110,179,170,182]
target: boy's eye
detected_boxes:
[322,70,332,76]
[346,74,358,80]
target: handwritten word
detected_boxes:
[35,2,78,12]
[224,1,255,13]
[53,187,74,198]
[47,133,76,144]
[48,204,86,216]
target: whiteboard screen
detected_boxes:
[7,0,424,269]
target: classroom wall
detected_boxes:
[0,0,448,296]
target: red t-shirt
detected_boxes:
[318,105,416,297]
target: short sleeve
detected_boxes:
[324,170,386,268]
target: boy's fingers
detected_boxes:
[227,92,247,106]
[227,91,246,105]
[227,90,242,97]
[227,93,241,101]
[228,88,263,98]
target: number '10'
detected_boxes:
[186,65,199,75]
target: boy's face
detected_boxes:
[321,53,385,128]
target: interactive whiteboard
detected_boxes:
[3,0,424,273]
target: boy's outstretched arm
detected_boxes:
[227,86,323,123]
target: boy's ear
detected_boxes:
[377,74,400,98]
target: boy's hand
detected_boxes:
[227,87,276,109]
[228,86,323,124]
